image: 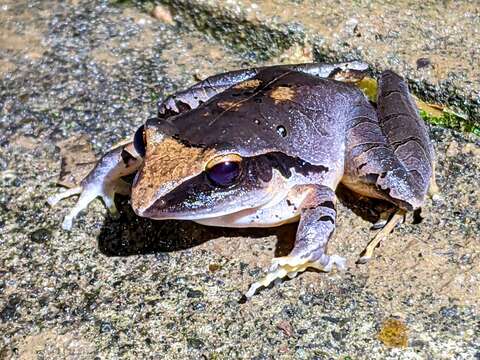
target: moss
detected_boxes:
[419,109,480,137]
[149,90,160,104]
[121,0,303,59]
[356,77,378,102]
[357,77,479,136]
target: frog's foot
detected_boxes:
[357,209,406,264]
[245,253,346,298]
[48,179,130,231]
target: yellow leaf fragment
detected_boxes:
[378,318,408,348]
[356,77,378,102]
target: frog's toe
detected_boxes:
[49,180,126,230]
[430,192,443,202]
[357,210,405,264]
[47,186,82,206]
[270,254,346,273]
[321,254,347,272]
[245,253,346,298]
[100,190,118,216]
[61,215,75,231]
[58,186,100,230]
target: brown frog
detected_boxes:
[48,62,434,297]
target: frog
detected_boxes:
[48,61,434,298]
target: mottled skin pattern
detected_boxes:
[48,62,433,298]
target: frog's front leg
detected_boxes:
[245,185,346,298]
[48,137,143,230]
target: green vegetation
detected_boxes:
[357,77,479,136]
[419,109,479,137]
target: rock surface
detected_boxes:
[1,0,479,359]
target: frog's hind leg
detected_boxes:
[375,70,434,207]
[245,185,346,298]
[344,70,434,262]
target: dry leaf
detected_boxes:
[56,134,96,188]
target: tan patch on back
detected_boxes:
[233,79,262,90]
[132,131,217,211]
[217,100,242,111]
[269,86,295,103]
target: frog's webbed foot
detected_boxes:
[245,185,345,298]
[48,143,142,230]
[245,253,346,298]
[356,209,406,264]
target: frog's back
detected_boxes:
[154,67,371,166]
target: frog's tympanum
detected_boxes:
[49,62,434,298]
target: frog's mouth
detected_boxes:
[136,172,286,222]
[139,183,294,227]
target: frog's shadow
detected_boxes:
[97,197,298,257]
[97,185,391,257]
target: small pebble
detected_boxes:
[151,5,174,25]
[187,337,205,350]
[187,289,203,298]
[416,57,431,69]
[30,228,51,244]
[208,263,221,272]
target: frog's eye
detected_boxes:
[206,154,243,187]
[133,125,146,157]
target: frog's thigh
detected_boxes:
[245,184,346,298]
[344,71,433,210]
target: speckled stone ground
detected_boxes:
[0,1,479,359]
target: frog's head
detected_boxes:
[130,120,291,226]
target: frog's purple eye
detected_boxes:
[206,154,243,187]
[133,125,146,157]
